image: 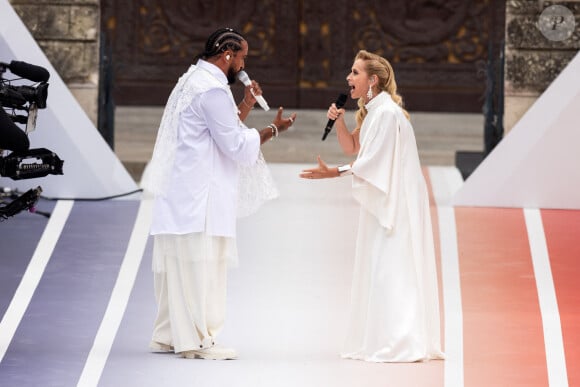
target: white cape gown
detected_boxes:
[342,92,444,362]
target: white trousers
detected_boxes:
[151,233,235,353]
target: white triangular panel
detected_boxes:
[454,51,580,209]
[0,0,138,198]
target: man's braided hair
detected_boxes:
[196,27,245,61]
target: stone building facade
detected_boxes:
[6,1,580,133]
[505,0,579,131]
[8,0,100,125]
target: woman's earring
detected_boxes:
[367,85,373,100]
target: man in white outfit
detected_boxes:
[142,27,296,360]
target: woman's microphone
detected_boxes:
[237,71,270,111]
[322,93,348,140]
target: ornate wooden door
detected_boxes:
[102,0,505,112]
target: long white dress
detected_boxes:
[342,91,444,362]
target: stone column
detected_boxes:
[7,0,100,125]
[505,0,579,132]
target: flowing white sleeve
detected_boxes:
[351,110,401,231]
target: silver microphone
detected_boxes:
[237,70,270,111]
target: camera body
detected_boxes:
[0,60,49,136]
[0,59,63,220]
[1,82,48,109]
[0,59,62,179]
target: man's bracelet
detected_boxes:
[268,123,279,138]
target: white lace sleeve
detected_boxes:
[237,151,279,218]
[141,65,197,196]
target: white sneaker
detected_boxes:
[181,345,238,360]
[149,341,174,353]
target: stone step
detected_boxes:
[114,106,484,181]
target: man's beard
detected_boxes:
[227,66,238,85]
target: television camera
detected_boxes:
[0,59,64,220]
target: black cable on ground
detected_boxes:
[40,188,144,202]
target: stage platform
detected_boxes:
[0,164,578,387]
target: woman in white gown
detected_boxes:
[300,50,444,362]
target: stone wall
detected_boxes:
[6,0,578,132]
[8,0,100,125]
[505,0,579,131]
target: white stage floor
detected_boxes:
[2,163,578,387]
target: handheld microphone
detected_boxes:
[237,71,270,111]
[322,93,348,141]
[0,61,50,83]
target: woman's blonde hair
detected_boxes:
[354,50,409,131]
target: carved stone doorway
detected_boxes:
[101,0,505,112]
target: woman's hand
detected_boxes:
[299,156,339,179]
[327,103,345,122]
